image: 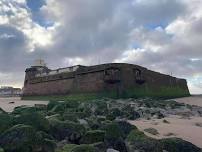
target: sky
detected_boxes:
[0,0,202,94]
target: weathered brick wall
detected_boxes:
[23,63,190,97]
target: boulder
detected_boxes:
[116,121,137,139]
[0,114,13,133]
[49,119,86,143]
[0,108,6,114]
[104,123,127,152]
[71,145,97,152]
[0,124,37,152]
[13,112,50,132]
[80,130,105,144]
[161,138,201,152]
[0,147,4,152]
[106,148,120,152]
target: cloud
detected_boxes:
[0,0,201,94]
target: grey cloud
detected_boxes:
[131,0,187,26]
[41,0,186,61]
[0,0,200,93]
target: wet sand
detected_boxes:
[130,116,202,148]
[130,96,202,148]
[175,95,202,107]
[0,97,49,112]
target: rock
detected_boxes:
[63,113,78,122]
[56,144,77,152]
[49,119,86,142]
[0,114,13,133]
[13,112,50,132]
[0,108,6,114]
[46,114,62,121]
[107,148,120,152]
[128,111,140,120]
[47,100,61,111]
[126,129,201,152]
[104,122,124,141]
[0,124,56,152]
[144,128,159,135]
[80,130,105,144]
[12,106,40,115]
[0,124,37,152]
[104,123,127,152]
[116,121,137,139]
[71,145,97,152]
[92,142,107,152]
[0,147,4,152]
[161,138,201,152]
[195,122,202,127]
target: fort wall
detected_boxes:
[22,63,190,99]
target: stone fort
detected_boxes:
[22,60,190,98]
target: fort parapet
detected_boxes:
[22,62,190,99]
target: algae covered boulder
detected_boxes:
[0,124,37,152]
[13,112,50,132]
[161,138,201,152]
[0,148,4,152]
[35,131,56,152]
[116,121,137,139]
[104,122,127,152]
[12,106,40,115]
[0,114,13,133]
[127,129,162,152]
[49,119,86,142]
[0,124,56,152]
[126,129,202,152]
[0,108,6,114]
[57,144,97,152]
[71,145,97,152]
[80,130,105,144]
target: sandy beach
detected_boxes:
[130,96,202,148]
[0,97,49,112]
[175,95,202,107]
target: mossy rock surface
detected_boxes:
[80,130,105,144]
[127,130,201,152]
[116,121,137,139]
[127,129,147,142]
[160,138,201,152]
[12,106,42,115]
[13,112,50,132]
[49,119,86,142]
[71,145,97,152]
[57,144,77,152]
[0,124,37,152]
[0,114,14,133]
[0,147,4,152]
[0,108,6,114]
[144,128,159,135]
[104,122,127,152]
[104,122,124,140]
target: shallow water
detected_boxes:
[0,97,49,112]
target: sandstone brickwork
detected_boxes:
[22,63,190,98]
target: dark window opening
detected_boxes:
[134,68,145,85]
[104,67,121,84]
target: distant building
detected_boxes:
[0,86,22,97]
